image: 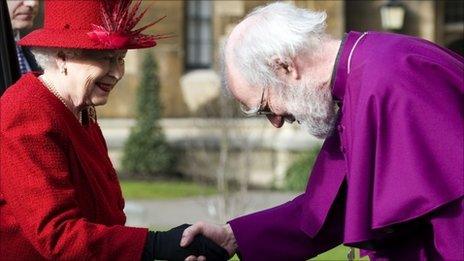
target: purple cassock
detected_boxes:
[229,31,464,260]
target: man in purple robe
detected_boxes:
[181,3,464,260]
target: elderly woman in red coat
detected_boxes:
[0,1,228,260]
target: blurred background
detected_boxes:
[25,0,463,259]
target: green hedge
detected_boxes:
[285,145,321,191]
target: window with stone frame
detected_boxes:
[444,0,463,23]
[185,0,213,70]
[444,0,464,56]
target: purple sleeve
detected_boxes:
[228,189,346,261]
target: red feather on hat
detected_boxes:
[87,0,171,49]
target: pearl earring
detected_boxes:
[60,66,67,75]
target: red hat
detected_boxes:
[19,0,169,50]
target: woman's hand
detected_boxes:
[181,222,238,260]
[151,224,229,261]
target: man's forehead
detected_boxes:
[224,16,264,101]
[225,59,248,94]
[225,61,264,111]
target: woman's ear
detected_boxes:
[55,51,68,75]
[269,55,300,81]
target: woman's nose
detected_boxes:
[108,62,125,80]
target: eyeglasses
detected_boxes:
[239,87,274,117]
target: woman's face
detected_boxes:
[66,50,126,107]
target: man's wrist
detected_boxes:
[223,224,238,255]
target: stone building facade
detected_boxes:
[24,1,463,186]
[94,0,462,118]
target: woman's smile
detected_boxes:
[95,82,114,93]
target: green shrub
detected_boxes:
[121,53,175,177]
[285,145,322,191]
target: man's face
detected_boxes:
[7,0,39,31]
[229,68,337,139]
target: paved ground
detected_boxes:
[124,191,298,229]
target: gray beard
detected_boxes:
[283,81,337,139]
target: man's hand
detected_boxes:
[152,224,229,261]
[181,222,238,260]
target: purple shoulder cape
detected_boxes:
[303,31,464,243]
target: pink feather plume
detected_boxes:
[87,0,172,49]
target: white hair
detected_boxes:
[228,2,327,88]
[30,47,81,70]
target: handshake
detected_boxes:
[149,222,238,261]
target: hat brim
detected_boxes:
[18,28,152,50]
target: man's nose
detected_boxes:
[266,114,284,128]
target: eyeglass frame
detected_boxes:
[239,87,274,117]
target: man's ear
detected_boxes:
[269,55,300,81]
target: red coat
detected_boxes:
[0,73,148,260]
